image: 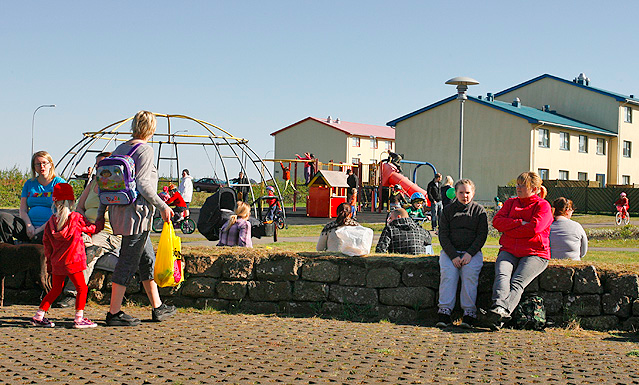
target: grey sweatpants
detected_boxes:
[492,251,548,314]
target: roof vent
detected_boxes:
[326,115,332,123]
[573,73,590,86]
[543,105,551,112]
[486,92,494,102]
[335,117,340,123]
[631,95,635,99]
[478,95,482,100]
[512,97,521,107]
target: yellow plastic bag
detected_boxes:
[154,221,184,287]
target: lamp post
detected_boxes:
[370,135,376,164]
[445,77,479,180]
[171,129,188,181]
[31,104,56,156]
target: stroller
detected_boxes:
[197,187,272,242]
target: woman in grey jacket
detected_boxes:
[97,111,176,326]
[550,197,588,260]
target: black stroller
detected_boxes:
[198,187,274,242]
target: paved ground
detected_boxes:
[1,305,639,384]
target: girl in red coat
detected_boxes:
[485,171,553,330]
[30,183,97,328]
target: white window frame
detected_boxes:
[578,135,588,153]
[596,173,606,187]
[578,172,588,181]
[352,137,360,147]
[370,138,378,149]
[623,140,632,158]
[560,132,570,150]
[625,106,632,123]
[351,157,360,165]
[538,168,549,180]
[622,175,631,185]
[559,170,569,180]
[538,128,549,148]
[597,138,606,155]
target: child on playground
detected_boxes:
[349,188,358,219]
[279,161,296,191]
[31,183,97,328]
[406,192,429,220]
[265,186,281,221]
[389,184,408,211]
[615,192,629,216]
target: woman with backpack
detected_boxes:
[96,111,177,326]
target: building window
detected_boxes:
[596,173,606,187]
[559,170,569,180]
[578,172,588,181]
[560,132,570,150]
[370,159,376,164]
[597,138,606,155]
[623,141,632,157]
[625,106,632,123]
[352,137,360,147]
[622,175,631,185]
[579,135,588,153]
[538,128,549,148]
[385,141,392,151]
[351,158,360,165]
[370,138,378,149]
[538,168,549,180]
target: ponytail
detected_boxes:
[222,201,251,232]
[335,202,352,226]
[53,200,75,230]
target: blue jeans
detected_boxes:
[430,201,443,230]
[492,251,548,314]
[111,231,155,286]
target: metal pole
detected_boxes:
[459,98,464,180]
[31,104,56,156]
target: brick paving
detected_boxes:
[1,305,639,384]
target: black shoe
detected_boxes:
[479,307,510,331]
[460,315,476,329]
[152,303,177,322]
[435,313,452,328]
[54,296,76,308]
[106,311,141,326]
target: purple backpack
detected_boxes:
[96,143,142,205]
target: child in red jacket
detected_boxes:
[31,183,97,328]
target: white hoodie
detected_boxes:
[178,175,194,203]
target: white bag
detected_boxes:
[334,226,373,256]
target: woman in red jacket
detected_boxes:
[486,171,553,330]
[30,183,97,328]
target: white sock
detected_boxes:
[75,310,83,322]
[34,309,46,321]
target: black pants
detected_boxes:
[0,212,31,244]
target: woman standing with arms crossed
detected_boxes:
[96,111,176,326]
[486,171,553,330]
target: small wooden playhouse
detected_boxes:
[306,170,350,218]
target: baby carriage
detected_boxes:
[197,187,271,242]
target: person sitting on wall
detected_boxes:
[316,203,360,252]
[549,197,587,261]
[218,201,252,248]
[375,208,432,255]
[165,183,187,222]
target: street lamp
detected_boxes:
[171,130,188,181]
[31,104,56,156]
[445,77,479,180]
[370,135,376,164]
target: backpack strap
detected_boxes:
[126,142,144,157]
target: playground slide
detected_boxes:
[381,162,430,206]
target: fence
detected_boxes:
[497,186,639,214]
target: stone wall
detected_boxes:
[5,250,639,331]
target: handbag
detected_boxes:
[154,221,184,287]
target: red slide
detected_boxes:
[381,162,430,206]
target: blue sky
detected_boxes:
[2,1,637,180]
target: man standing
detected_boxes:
[427,173,443,232]
[232,171,250,202]
[346,169,358,190]
[178,169,194,211]
[375,208,432,254]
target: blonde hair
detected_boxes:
[444,175,454,187]
[517,171,543,191]
[31,151,56,180]
[222,201,251,231]
[131,111,157,140]
[53,200,75,231]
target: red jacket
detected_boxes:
[266,190,280,208]
[493,194,553,260]
[43,212,97,275]
[166,192,187,208]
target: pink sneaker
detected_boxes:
[30,317,55,327]
[74,318,98,329]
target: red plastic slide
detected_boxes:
[381,162,430,206]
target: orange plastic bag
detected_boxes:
[154,221,184,287]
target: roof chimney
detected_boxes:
[326,115,332,123]
[486,92,494,102]
[574,73,590,86]
[512,97,521,108]
[543,105,551,112]
[631,95,635,99]
[335,117,340,123]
